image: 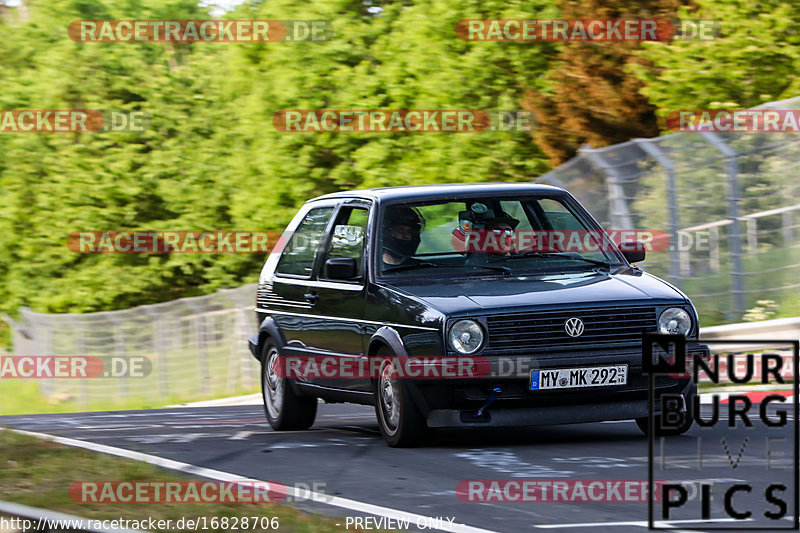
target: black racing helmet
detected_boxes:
[382,206,424,258]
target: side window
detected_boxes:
[538,198,584,230]
[276,206,335,277]
[499,201,533,231]
[322,206,369,279]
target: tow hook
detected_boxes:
[474,386,502,418]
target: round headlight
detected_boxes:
[658,308,691,336]
[448,319,484,354]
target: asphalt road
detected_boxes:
[1,398,797,533]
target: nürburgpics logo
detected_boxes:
[644,334,799,529]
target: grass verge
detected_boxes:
[0,430,357,532]
[0,379,260,416]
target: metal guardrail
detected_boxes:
[0,500,141,533]
[699,316,800,353]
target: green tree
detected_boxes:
[633,0,800,112]
[528,0,687,165]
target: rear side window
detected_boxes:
[322,206,369,278]
[276,206,335,277]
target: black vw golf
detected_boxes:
[249,183,708,447]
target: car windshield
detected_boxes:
[378,195,624,276]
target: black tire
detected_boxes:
[260,341,317,431]
[635,386,695,436]
[373,346,433,447]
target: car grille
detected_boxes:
[486,306,658,352]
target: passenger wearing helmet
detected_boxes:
[382,206,423,267]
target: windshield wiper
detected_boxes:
[383,262,513,275]
[467,264,512,276]
[382,261,440,273]
[490,251,611,269]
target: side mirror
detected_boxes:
[326,258,359,280]
[619,241,646,263]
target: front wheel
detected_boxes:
[261,342,317,430]
[636,387,694,436]
[373,348,432,447]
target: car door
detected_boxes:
[306,201,371,391]
[269,202,338,384]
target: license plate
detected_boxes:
[530,365,628,390]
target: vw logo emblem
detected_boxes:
[564,317,585,337]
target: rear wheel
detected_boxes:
[373,346,432,447]
[261,341,317,430]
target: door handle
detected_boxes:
[303,292,319,303]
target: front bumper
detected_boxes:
[425,379,695,428]
[416,344,708,428]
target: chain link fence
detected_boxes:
[536,96,800,325]
[4,285,259,410]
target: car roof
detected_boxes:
[307,183,565,204]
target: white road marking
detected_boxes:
[228,431,252,440]
[76,424,165,431]
[454,449,574,478]
[551,456,640,469]
[128,433,217,444]
[4,428,498,533]
[268,437,373,449]
[535,517,749,528]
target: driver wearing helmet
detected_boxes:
[382,206,423,268]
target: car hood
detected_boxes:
[385,270,686,316]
